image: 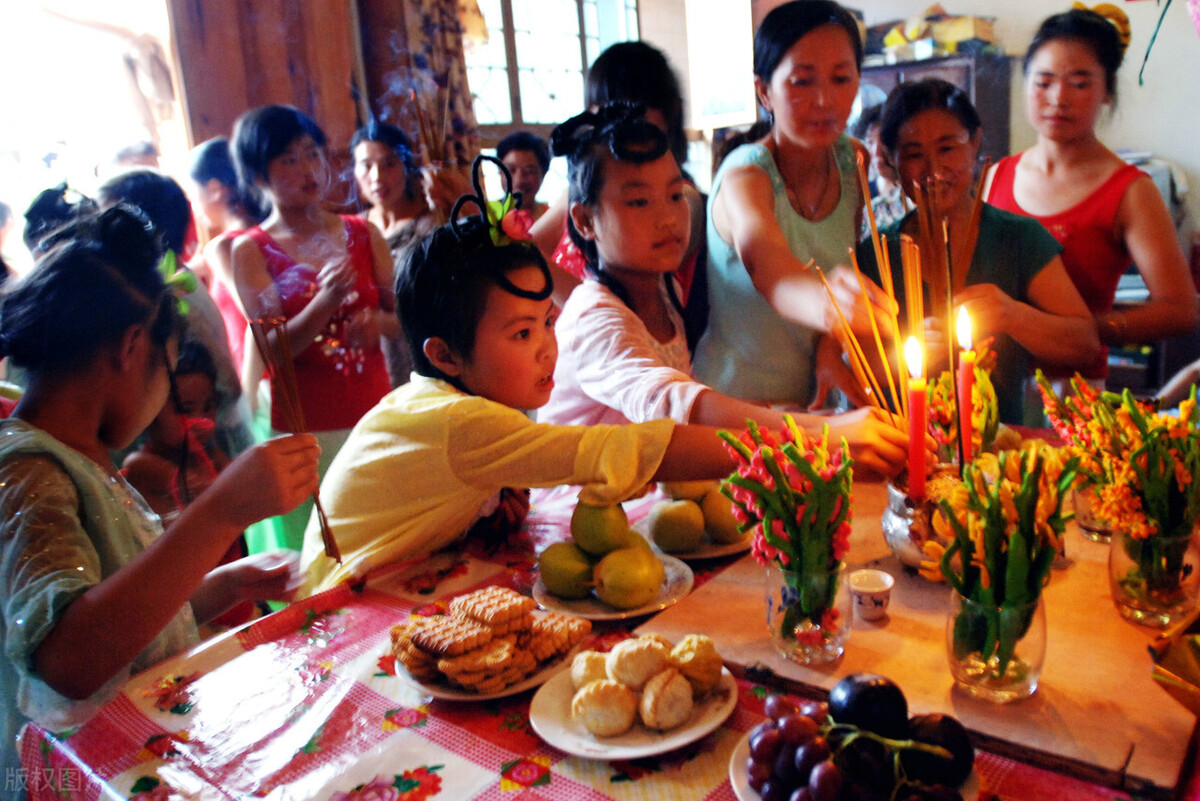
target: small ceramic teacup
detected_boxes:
[849,568,895,621]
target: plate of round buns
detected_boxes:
[388,586,592,701]
[529,667,737,760]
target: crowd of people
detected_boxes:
[0,0,1196,788]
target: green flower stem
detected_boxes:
[718,430,753,461]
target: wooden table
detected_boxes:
[16,484,1196,801]
[637,482,1197,799]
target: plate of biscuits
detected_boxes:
[529,633,738,760]
[388,586,591,701]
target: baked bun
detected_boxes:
[570,650,609,690]
[571,679,637,737]
[606,636,670,691]
[641,633,674,651]
[669,634,724,698]
[640,667,694,730]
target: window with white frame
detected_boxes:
[466,0,639,140]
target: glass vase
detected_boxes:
[1108,526,1200,628]
[1073,486,1112,544]
[946,592,1045,703]
[765,563,851,665]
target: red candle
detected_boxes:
[956,308,976,466]
[905,336,927,501]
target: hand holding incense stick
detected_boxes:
[813,265,897,425]
[849,248,901,418]
[249,318,341,563]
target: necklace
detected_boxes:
[787,148,835,220]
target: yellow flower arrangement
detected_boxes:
[1039,375,1200,614]
[922,443,1079,677]
[1095,389,1200,604]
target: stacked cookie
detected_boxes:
[569,633,725,737]
[390,586,591,694]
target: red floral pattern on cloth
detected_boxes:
[330,767,443,801]
[141,673,201,714]
[16,546,1195,801]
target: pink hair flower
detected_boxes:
[500,209,534,241]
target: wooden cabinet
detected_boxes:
[861,53,1013,165]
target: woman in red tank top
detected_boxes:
[230,105,397,552]
[985,9,1195,380]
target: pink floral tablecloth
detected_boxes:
[16,544,1180,801]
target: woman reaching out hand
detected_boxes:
[694,0,896,410]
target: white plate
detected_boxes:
[530,667,738,760]
[533,553,693,621]
[394,623,580,702]
[396,648,577,702]
[727,731,981,800]
[631,519,753,562]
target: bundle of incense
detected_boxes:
[941,218,964,473]
[409,86,448,165]
[899,234,925,351]
[855,152,907,416]
[951,158,991,292]
[849,247,902,419]
[249,318,341,563]
[812,265,895,423]
[913,177,947,317]
[879,233,907,418]
[855,150,887,287]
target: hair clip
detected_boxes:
[448,155,551,302]
[1074,2,1131,53]
[549,101,669,164]
[450,154,535,248]
[158,250,198,315]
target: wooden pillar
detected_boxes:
[166,0,365,203]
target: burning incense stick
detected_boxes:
[249,318,341,563]
[878,234,907,418]
[856,150,888,288]
[849,248,901,418]
[942,220,965,474]
[952,158,991,292]
[900,235,924,347]
[813,266,893,421]
[409,87,443,165]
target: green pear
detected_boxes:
[626,529,653,551]
[701,486,748,544]
[648,499,706,553]
[570,502,633,556]
[593,547,665,610]
[537,542,595,599]
[660,479,718,500]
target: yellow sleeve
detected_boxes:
[445,401,675,505]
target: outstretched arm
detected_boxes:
[713,164,895,337]
[32,436,319,700]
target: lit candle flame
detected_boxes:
[905,336,924,381]
[956,306,973,351]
